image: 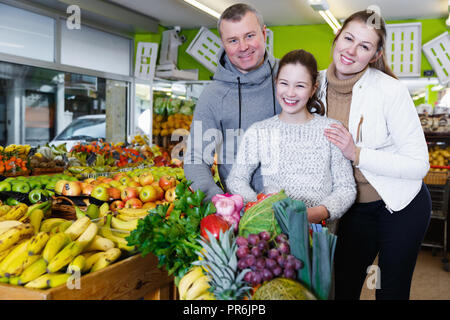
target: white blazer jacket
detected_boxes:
[318,67,429,212]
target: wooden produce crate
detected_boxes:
[0,253,174,300]
[31,167,65,176]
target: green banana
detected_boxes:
[9,276,21,285]
[26,201,50,217]
[18,258,47,284]
[42,232,71,263]
[48,273,71,288]
[47,241,83,273]
[27,232,50,256]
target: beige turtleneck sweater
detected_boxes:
[326,63,381,203]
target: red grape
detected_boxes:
[267,248,279,259]
[272,265,282,276]
[255,258,265,270]
[275,233,288,243]
[262,269,273,281]
[246,255,256,267]
[294,259,304,270]
[250,246,262,258]
[252,272,262,286]
[283,268,296,279]
[236,246,249,258]
[257,241,269,252]
[247,234,260,246]
[244,271,253,283]
[258,231,271,241]
[265,258,277,270]
[238,258,247,270]
[276,255,285,268]
[236,236,248,247]
[285,260,295,270]
[278,242,290,255]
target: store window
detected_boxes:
[135,83,152,136]
[0,3,54,62]
[0,60,128,148]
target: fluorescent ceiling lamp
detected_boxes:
[308,0,341,34]
[182,0,220,19]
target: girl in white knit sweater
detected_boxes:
[226,49,356,224]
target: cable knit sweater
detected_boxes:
[226,114,357,221]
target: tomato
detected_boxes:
[200,214,230,241]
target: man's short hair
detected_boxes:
[217,3,265,38]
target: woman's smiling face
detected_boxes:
[333,20,381,79]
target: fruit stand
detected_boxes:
[0,253,174,300]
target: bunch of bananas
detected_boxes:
[130,134,150,146]
[0,214,132,289]
[111,207,152,232]
[0,203,28,222]
[178,266,215,300]
[2,144,31,156]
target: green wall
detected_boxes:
[135,18,448,81]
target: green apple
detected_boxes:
[119,175,131,185]
[28,179,42,190]
[0,181,11,192]
[28,189,44,204]
[108,180,122,188]
[91,185,109,202]
[11,181,30,193]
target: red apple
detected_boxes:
[110,200,125,211]
[139,172,154,186]
[151,182,165,200]
[103,178,113,184]
[81,183,95,196]
[107,187,121,200]
[62,181,82,196]
[121,187,139,202]
[124,198,143,209]
[139,185,159,203]
[164,187,176,202]
[113,172,126,181]
[159,175,176,191]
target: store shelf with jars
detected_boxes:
[151,78,210,157]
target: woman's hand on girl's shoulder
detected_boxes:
[324,123,356,161]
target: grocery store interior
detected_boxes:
[0,0,448,300]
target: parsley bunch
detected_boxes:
[126,181,216,280]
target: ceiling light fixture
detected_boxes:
[182,0,220,19]
[308,0,341,34]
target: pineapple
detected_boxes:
[193,228,251,300]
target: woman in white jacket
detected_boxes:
[321,10,431,300]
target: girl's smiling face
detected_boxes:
[333,20,381,79]
[276,63,316,123]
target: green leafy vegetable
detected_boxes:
[126,181,216,281]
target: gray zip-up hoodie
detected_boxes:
[184,49,281,201]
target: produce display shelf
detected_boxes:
[0,253,174,300]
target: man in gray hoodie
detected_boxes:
[184,3,281,201]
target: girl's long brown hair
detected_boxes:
[277,49,325,115]
[333,10,398,79]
